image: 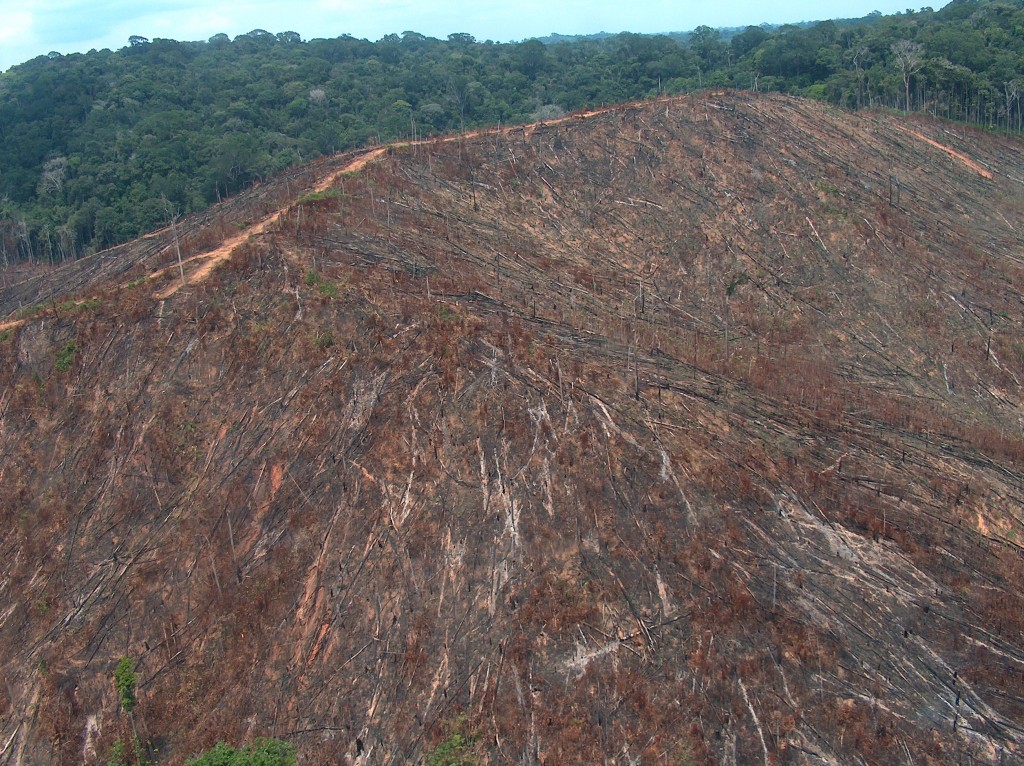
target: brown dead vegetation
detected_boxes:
[1,92,1024,765]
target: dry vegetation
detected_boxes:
[1,92,1023,765]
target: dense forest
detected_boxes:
[1,0,1022,262]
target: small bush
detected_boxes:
[425,716,477,766]
[56,297,102,313]
[105,735,146,766]
[296,188,346,205]
[425,734,476,766]
[313,330,335,349]
[114,656,137,713]
[304,271,339,298]
[186,738,296,766]
[436,304,461,323]
[107,740,128,766]
[55,340,76,372]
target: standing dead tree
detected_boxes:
[891,40,925,113]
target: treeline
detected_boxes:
[1,0,1022,262]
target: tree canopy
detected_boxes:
[2,0,1022,263]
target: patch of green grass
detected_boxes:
[54,341,76,372]
[0,329,13,344]
[56,297,102,313]
[304,271,339,298]
[104,734,148,766]
[318,281,339,298]
[314,330,335,349]
[425,733,476,766]
[297,187,347,205]
[17,298,101,319]
[106,740,128,766]
[436,304,461,323]
[425,716,477,766]
[17,303,42,319]
[814,180,842,197]
[187,739,295,766]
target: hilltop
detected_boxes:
[1,92,1023,765]
[2,0,1024,263]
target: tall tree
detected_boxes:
[891,40,925,111]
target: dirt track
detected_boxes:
[899,126,994,178]
[149,106,635,298]
[1,94,999,317]
[153,147,391,299]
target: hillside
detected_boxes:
[1,92,1024,765]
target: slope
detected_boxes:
[1,92,1023,766]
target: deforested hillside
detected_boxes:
[1,92,1023,765]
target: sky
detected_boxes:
[0,0,938,73]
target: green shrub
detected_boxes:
[56,297,102,313]
[107,740,128,766]
[436,304,461,323]
[114,656,137,714]
[55,340,76,372]
[425,716,477,766]
[186,738,296,766]
[296,188,346,205]
[106,735,147,766]
[304,271,339,298]
[425,733,476,766]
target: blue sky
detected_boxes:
[0,1,939,72]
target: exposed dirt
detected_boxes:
[1,92,1023,766]
[899,126,994,179]
[153,148,393,299]
[144,108,637,300]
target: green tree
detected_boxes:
[689,25,726,72]
[731,26,769,60]
[515,39,548,79]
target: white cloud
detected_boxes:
[0,10,40,70]
[0,10,34,44]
